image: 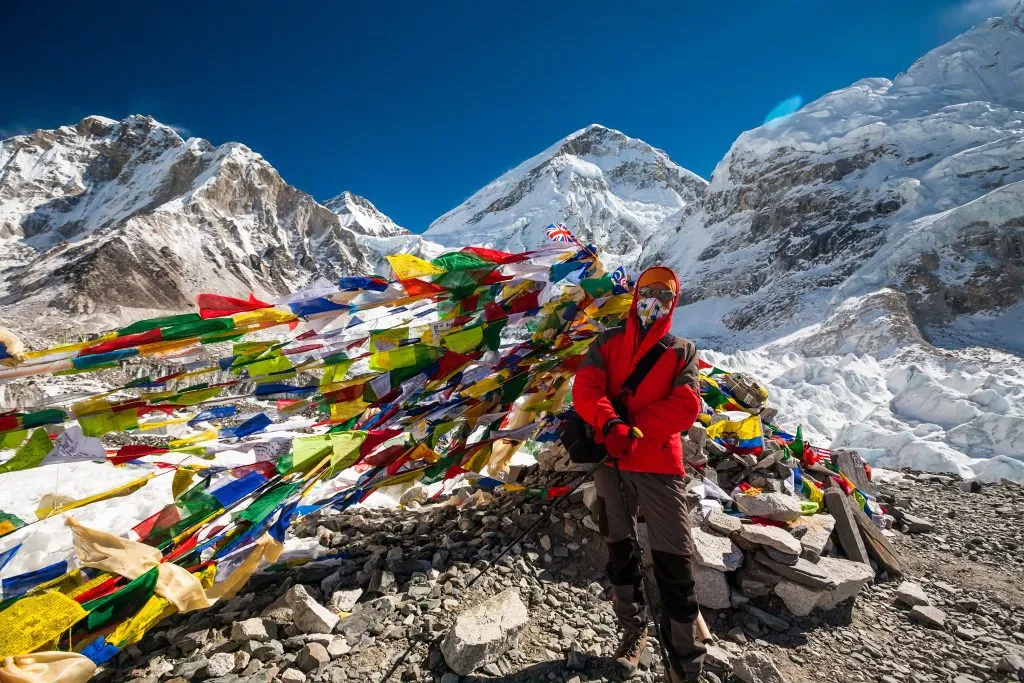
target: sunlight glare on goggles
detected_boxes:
[638,287,674,301]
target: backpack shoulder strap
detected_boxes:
[621,333,674,396]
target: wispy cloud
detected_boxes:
[167,123,192,138]
[941,0,1017,28]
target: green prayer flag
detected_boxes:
[238,483,299,525]
[162,318,235,342]
[0,428,53,474]
[289,435,333,473]
[482,319,507,351]
[0,429,28,450]
[431,252,494,272]
[580,274,614,298]
[0,511,27,537]
[21,408,68,429]
[119,313,201,336]
[81,566,159,631]
[500,373,530,404]
[787,425,805,460]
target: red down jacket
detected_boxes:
[571,267,701,476]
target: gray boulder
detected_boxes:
[440,588,529,675]
[733,651,788,683]
[692,527,743,571]
[738,524,801,556]
[286,585,340,635]
[694,565,732,610]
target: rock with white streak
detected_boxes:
[773,556,875,615]
[733,651,788,683]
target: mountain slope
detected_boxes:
[667,3,1024,353]
[424,124,708,265]
[0,115,376,332]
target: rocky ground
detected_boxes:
[99,469,1024,683]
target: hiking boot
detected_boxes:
[613,625,648,673]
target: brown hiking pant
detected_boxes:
[592,465,707,677]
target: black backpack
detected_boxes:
[559,334,673,464]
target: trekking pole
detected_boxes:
[466,454,609,588]
[380,455,610,682]
[612,451,674,678]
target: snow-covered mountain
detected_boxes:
[668,3,1024,355]
[323,190,409,238]
[667,2,1024,483]
[424,124,708,265]
[323,190,445,271]
[0,115,377,333]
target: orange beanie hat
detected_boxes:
[635,266,678,294]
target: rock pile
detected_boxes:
[96,469,1024,683]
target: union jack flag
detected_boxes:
[545,223,576,243]
[610,266,629,293]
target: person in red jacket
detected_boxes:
[572,266,706,682]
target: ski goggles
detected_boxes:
[637,287,675,302]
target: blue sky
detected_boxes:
[1,0,1014,232]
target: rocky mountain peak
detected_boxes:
[0,115,375,333]
[424,124,707,264]
[323,190,409,238]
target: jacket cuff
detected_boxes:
[602,418,625,436]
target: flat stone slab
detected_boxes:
[910,605,946,628]
[895,581,930,608]
[755,553,837,591]
[739,523,802,556]
[733,492,804,522]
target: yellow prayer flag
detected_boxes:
[463,443,493,473]
[174,387,224,406]
[138,417,191,432]
[0,592,87,657]
[108,595,175,648]
[36,473,158,519]
[168,430,218,448]
[71,396,112,419]
[231,309,297,327]
[329,432,367,471]
[330,399,369,423]
[172,468,197,500]
[386,253,446,280]
[441,325,484,354]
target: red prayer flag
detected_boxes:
[460,246,530,264]
[79,328,164,356]
[109,444,169,466]
[197,292,272,319]
[399,279,447,297]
